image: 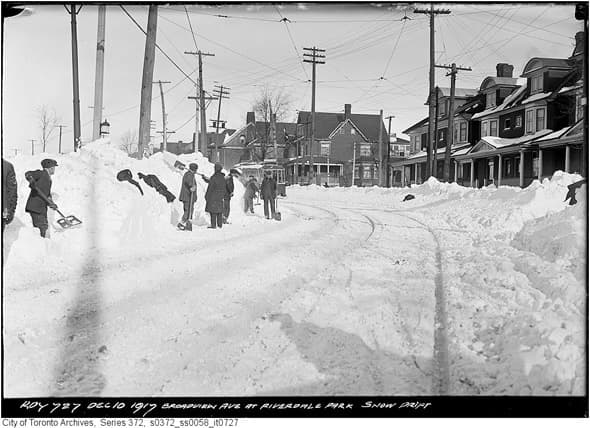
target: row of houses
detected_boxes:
[391,32,585,188]
[214,105,410,186]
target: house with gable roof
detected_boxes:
[284,103,389,186]
[215,111,297,171]
[456,33,584,187]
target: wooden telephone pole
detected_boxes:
[138,5,158,160]
[435,62,472,182]
[212,84,230,163]
[303,46,325,183]
[65,4,83,152]
[153,80,171,152]
[414,5,451,178]
[378,109,384,186]
[185,50,215,155]
[58,124,67,154]
[92,5,106,141]
[385,115,395,187]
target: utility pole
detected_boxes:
[436,62,472,181]
[303,46,325,184]
[575,3,588,178]
[352,141,356,187]
[30,139,36,156]
[138,5,158,160]
[212,84,230,163]
[385,115,395,187]
[433,86,439,177]
[378,109,384,186]
[64,4,83,152]
[153,80,171,152]
[92,5,106,141]
[58,124,67,154]
[415,5,451,178]
[185,50,215,155]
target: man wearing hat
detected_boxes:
[24,158,58,238]
[2,158,17,233]
[222,168,241,224]
[178,163,198,231]
[260,170,277,220]
[204,163,226,229]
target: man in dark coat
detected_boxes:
[25,158,58,238]
[2,158,17,233]
[223,168,240,224]
[178,163,198,230]
[204,163,227,229]
[260,170,277,220]
[243,176,258,214]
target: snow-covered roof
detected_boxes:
[471,84,527,120]
[521,92,552,104]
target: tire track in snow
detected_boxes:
[354,208,450,395]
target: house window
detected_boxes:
[339,127,345,135]
[460,122,467,142]
[490,120,498,137]
[515,115,522,128]
[504,158,513,177]
[360,144,371,156]
[320,142,330,156]
[486,92,496,108]
[531,74,543,93]
[488,160,494,181]
[532,153,539,177]
[576,94,584,122]
[482,121,489,137]
[351,128,356,135]
[439,100,447,117]
[504,118,511,130]
[535,108,545,131]
[354,166,359,179]
[526,110,534,133]
[363,167,371,179]
[454,123,459,142]
[399,150,405,157]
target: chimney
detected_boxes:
[344,104,351,120]
[246,111,255,124]
[496,63,514,78]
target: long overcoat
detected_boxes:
[25,169,52,214]
[179,171,197,203]
[204,171,227,213]
[2,159,17,221]
[260,176,277,200]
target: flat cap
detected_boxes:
[41,158,58,168]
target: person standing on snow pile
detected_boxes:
[260,170,277,220]
[243,175,259,214]
[24,158,58,238]
[178,163,198,230]
[2,158,17,233]
[204,163,227,229]
[223,168,240,224]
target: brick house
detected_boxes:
[215,111,297,171]
[284,104,389,186]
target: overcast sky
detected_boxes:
[2,2,582,156]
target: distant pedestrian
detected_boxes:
[25,158,58,238]
[243,175,259,214]
[2,158,17,233]
[204,163,226,229]
[260,170,277,220]
[223,168,240,224]
[178,163,198,230]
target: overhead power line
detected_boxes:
[120,5,198,86]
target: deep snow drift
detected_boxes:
[2,140,586,396]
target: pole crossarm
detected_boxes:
[413,8,450,14]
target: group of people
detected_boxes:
[177,162,241,231]
[2,157,280,238]
[243,171,278,219]
[2,157,59,238]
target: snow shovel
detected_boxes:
[274,198,281,221]
[27,179,82,229]
[174,160,186,171]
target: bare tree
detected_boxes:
[251,86,293,160]
[119,129,138,155]
[37,105,59,153]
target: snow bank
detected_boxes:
[3,140,245,285]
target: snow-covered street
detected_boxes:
[2,143,586,397]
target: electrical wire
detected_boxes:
[120,6,198,86]
[382,19,407,78]
[274,6,309,80]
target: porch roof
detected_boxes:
[454,129,553,160]
[535,120,584,148]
